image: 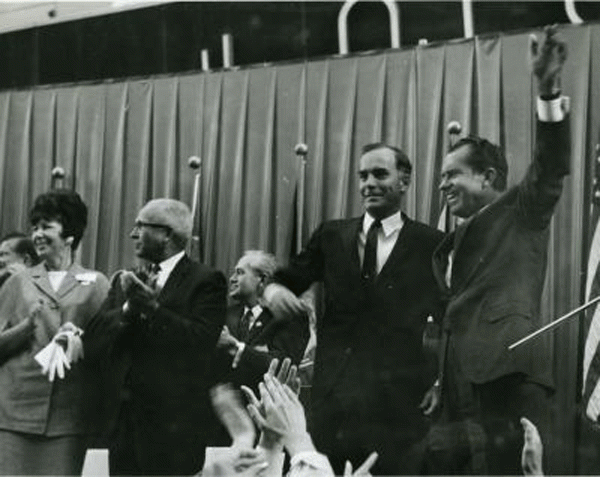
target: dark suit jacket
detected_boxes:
[275,215,444,472]
[432,119,570,388]
[214,304,309,391]
[84,254,227,475]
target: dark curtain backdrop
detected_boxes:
[1,23,599,473]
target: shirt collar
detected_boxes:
[158,250,185,278]
[363,210,404,237]
[243,304,263,321]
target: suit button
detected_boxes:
[386,284,393,289]
[345,347,352,355]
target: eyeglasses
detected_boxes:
[132,221,172,232]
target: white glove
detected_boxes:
[34,322,84,382]
[48,344,70,382]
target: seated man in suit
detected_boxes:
[215,250,309,391]
[84,198,227,476]
[0,232,38,288]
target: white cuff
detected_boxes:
[290,451,334,474]
[537,95,569,122]
[122,301,130,314]
[231,342,245,369]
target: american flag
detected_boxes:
[583,143,600,423]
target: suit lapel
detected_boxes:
[226,305,243,338]
[29,263,59,303]
[433,233,453,292]
[340,217,362,277]
[247,309,272,344]
[55,264,86,299]
[158,254,190,303]
[450,210,491,293]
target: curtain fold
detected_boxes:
[415,43,444,222]
[475,36,501,142]
[99,83,128,273]
[75,84,106,267]
[30,90,55,204]
[0,23,598,473]
[256,69,277,252]
[0,94,9,234]
[273,63,303,260]
[306,60,329,232]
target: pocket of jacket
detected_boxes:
[484,300,532,323]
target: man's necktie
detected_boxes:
[362,219,381,284]
[238,309,253,342]
[147,263,161,289]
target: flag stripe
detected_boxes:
[583,266,600,381]
[583,145,600,424]
[586,380,600,421]
[583,323,600,404]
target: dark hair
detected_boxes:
[0,232,39,264]
[449,136,508,191]
[29,189,88,250]
[361,143,412,174]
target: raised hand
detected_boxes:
[210,383,256,449]
[246,373,313,457]
[521,417,544,476]
[419,381,441,416]
[344,452,379,477]
[530,25,567,96]
[120,270,159,314]
[241,358,302,451]
[262,283,306,322]
[200,447,267,477]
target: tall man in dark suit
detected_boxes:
[264,144,444,474]
[422,26,569,475]
[215,250,309,391]
[84,198,227,475]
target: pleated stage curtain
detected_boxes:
[1,22,600,473]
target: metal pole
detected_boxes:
[295,144,308,254]
[188,156,202,260]
[509,295,600,350]
[51,166,65,189]
[462,0,474,38]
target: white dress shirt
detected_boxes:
[288,451,335,477]
[156,250,185,289]
[231,304,264,368]
[358,210,404,274]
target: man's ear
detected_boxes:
[399,172,412,191]
[482,168,498,189]
[23,254,33,267]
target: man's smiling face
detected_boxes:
[358,147,409,220]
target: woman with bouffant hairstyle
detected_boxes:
[0,189,109,475]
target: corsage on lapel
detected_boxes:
[75,272,97,286]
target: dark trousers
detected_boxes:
[311,392,427,475]
[425,360,550,475]
[109,399,210,476]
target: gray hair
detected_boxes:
[139,198,193,249]
[242,250,278,282]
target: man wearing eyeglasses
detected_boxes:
[84,198,227,476]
